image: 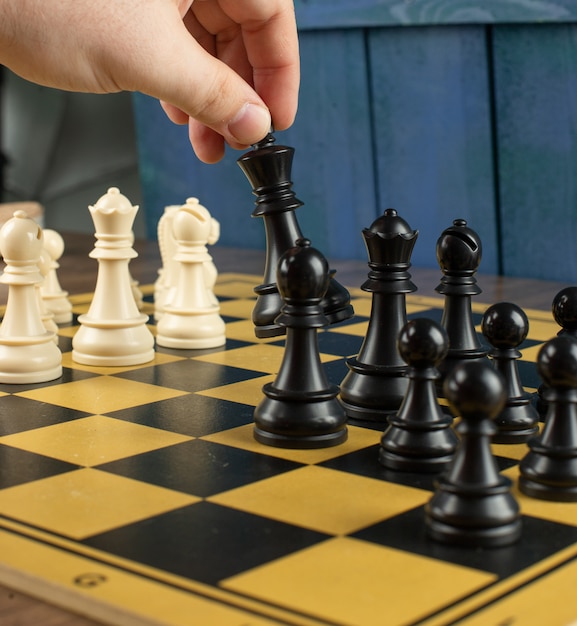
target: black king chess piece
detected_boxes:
[253,239,348,449]
[425,361,522,547]
[340,209,418,421]
[237,133,353,338]
[435,219,488,392]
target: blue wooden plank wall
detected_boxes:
[133,2,577,282]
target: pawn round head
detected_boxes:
[537,335,577,390]
[552,287,577,333]
[277,239,330,303]
[0,210,43,262]
[42,229,65,261]
[398,318,449,368]
[436,219,482,274]
[444,361,506,421]
[482,302,529,349]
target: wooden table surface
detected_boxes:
[0,232,570,626]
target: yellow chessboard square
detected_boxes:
[197,374,274,406]
[0,468,198,539]
[208,465,430,535]
[222,537,495,626]
[15,376,188,414]
[202,423,381,465]
[0,415,192,466]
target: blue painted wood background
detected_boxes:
[133,2,577,282]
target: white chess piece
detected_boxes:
[156,198,225,349]
[0,211,62,383]
[205,216,220,307]
[40,229,73,323]
[72,187,155,366]
[37,247,59,342]
[154,204,179,320]
[129,231,144,310]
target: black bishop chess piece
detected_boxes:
[537,286,577,417]
[379,317,458,473]
[340,209,418,422]
[425,360,522,547]
[519,334,577,501]
[253,238,348,449]
[435,219,488,392]
[237,133,353,338]
[481,302,539,443]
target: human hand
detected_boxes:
[0,0,300,163]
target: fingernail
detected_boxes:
[227,103,271,145]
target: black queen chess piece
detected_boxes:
[340,209,418,422]
[425,361,521,547]
[237,133,353,338]
[253,239,348,449]
[519,334,577,501]
[435,219,488,391]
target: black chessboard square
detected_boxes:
[0,366,97,395]
[83,501,330,585]
[107,395,254,437]
[353,506,577,579]
[320,444,438,492]
[0,395,91,436]
[113,359,265,392]
[0,445,79,489]
[96,438,304,497]
[317,330,364,357]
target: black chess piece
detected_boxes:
[538,286,577,417]
[379,318,458,472]
[253,238,348,448]
[519,334,577,501]
[237,133,353,338]
[481,302,539,443]
[340,209,418,422]
[435,219,488,393]
[425,360,522,547]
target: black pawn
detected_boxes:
[253,239,348,448]
[537,286,577,417]
[425,361,522,547]
[435,219,488,392]
[519,335,577,501]
[237,133,353,338]
[379,318,458,472]
[340,209,418,422]
[481,302,539,443]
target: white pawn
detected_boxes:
[37,248,59,342]
[156,198,225,349]
[0,211,62,383]
[72,187,155,366]
[40,229,73,324]
[154,204,179,320]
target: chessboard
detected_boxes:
[0,272,575,626]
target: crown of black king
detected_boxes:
[362,209,418,268]
[237,133,304,216]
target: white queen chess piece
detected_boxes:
[156,198,225,349]
[0,211,62,383]
[72,188,155,366]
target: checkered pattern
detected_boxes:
[0,274,574,626]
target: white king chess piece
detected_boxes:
[72,187,155,366]
[0,211,62,383]
[156,198,225,349]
